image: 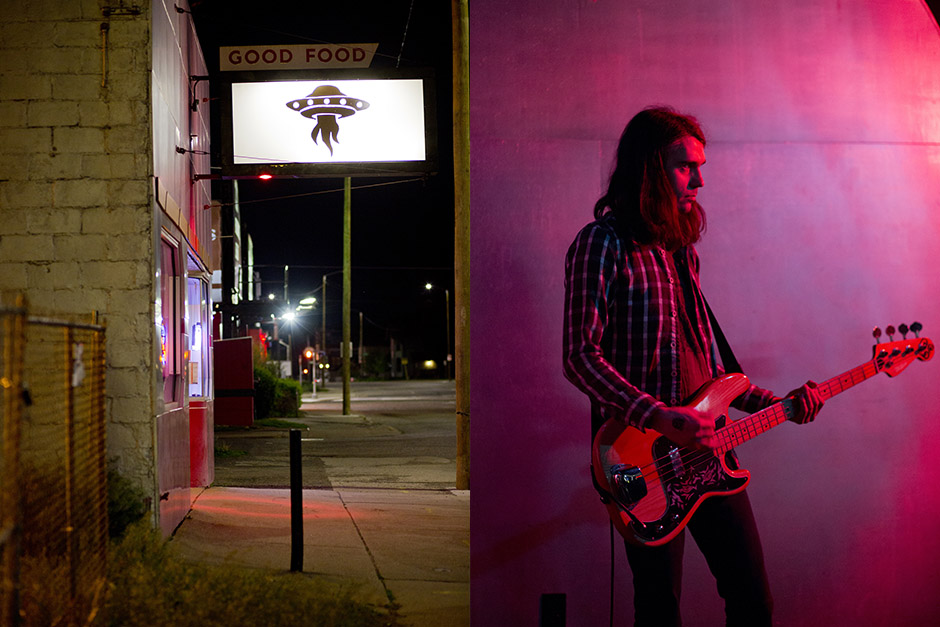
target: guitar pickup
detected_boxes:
[609,464,648,506]
[668,447,686,478]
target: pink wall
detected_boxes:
[470,2,940,625]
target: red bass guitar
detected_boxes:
[591,331,934,546]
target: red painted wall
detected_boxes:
[470,2,940,625]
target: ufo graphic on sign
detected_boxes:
[286,85,370,156]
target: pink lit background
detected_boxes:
[469,2,940,625]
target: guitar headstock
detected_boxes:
[872,322,934,377]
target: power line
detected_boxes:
[396,0,416,68]
[247,264,452,271]
[213,177,427,208]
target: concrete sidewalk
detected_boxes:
[170,486,469,626]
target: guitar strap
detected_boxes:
[702,297,744,375]
[702,294,748,460]
[673,247,744,376]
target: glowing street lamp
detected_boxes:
[297,296,317,312]
[424,283,452,380]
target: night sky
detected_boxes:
[190,1,455,361]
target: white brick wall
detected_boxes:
[0,1,157,493]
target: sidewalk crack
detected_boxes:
[337,492,401,613]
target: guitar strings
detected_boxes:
[638,362,870,484]
[631,362,863,489]
[626,345,923,492]
[624,360,878,488]
[612,346,930,526]
[633,403,788,488]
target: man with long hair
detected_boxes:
[563,107,824,626]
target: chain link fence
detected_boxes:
[1,297,108,626]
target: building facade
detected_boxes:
[0,0,214,535]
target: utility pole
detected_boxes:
[321,273,326,387]
[284,265,289,304]
[342,177,352,415]
[453,0,470,490]
[446,288,451,381]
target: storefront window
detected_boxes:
[187,275,210,397]
[160,238,180,404]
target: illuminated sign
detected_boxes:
[221,70,437,178]
[160,322,168,370]
[232,79,424,163]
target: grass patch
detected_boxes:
[214,443,249,459]
[107,520,398,627]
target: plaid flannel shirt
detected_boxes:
[563,213,775,431]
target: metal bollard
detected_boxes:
[290,429,303,572]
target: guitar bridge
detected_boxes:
[609,464,647,506]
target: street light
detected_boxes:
[424,283,452,380]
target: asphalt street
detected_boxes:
[213,379,459,490]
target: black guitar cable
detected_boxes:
[608,518,615,627]
[591,462,617,627]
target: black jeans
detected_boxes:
[624,490,774,627]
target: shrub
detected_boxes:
[253,364,277,420]
[254,365,301,420]
[273,377,302,417]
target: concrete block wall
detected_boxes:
[0,1,157,492]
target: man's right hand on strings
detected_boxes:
[649,406,717,450]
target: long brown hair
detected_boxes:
[594,107,706,250]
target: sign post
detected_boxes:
[342,177,351,416]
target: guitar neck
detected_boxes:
[716,359,879,452]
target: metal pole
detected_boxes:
[342,177,352,415]
[446,288,451,380]
[64,328,78,609]
[289,429,302,572]
[90,311,108,588]
[1,296,27,626]
[359,310,364,365]
[321,274,326,386]
[452,0,471,490]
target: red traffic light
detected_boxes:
[303,348,314,359]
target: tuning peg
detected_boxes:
[911,321,923,338]
[899,323,909,339]
[872,327,882,344]
[886,325,896,341]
